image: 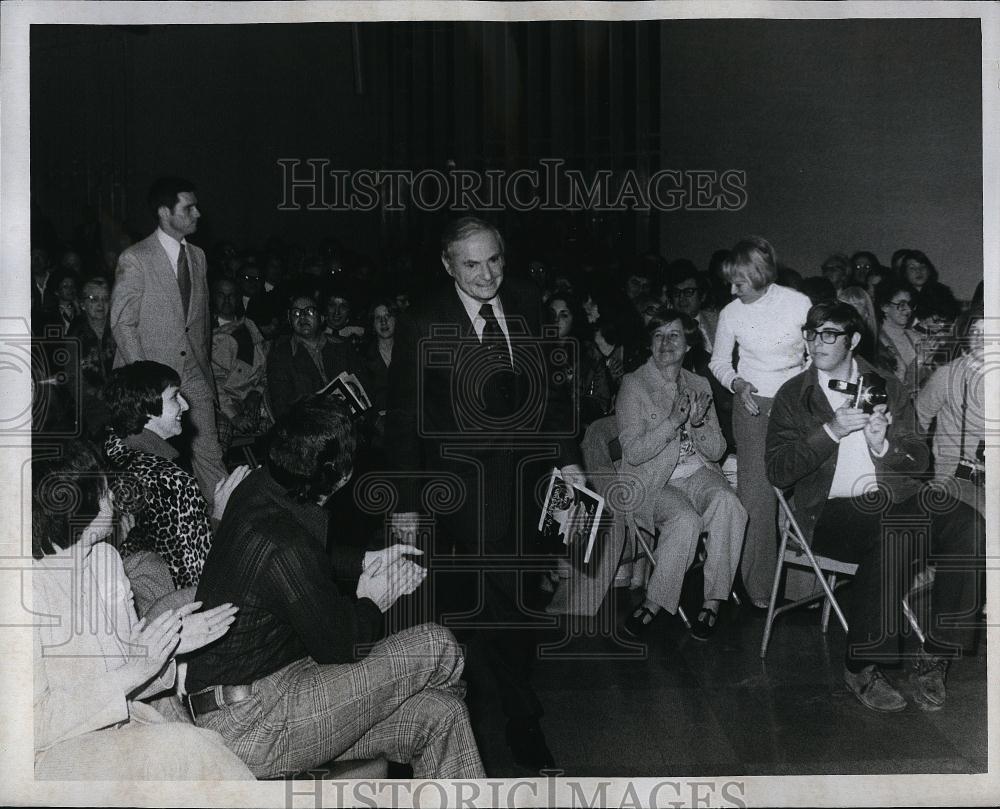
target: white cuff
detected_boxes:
[823,424,841,443]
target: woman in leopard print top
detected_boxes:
[104,361,246,588]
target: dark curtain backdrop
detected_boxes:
[30,19,982,297]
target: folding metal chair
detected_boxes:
[759,486,857,659]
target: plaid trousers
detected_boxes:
[193,623,485,779]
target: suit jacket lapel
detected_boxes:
[148,234,187,325]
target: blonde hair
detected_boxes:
[721,236,777,290]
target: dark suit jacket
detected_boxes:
[765,357,930,544]
[266,333,370,420]
[110,231,215,392]
[385,277,581,553]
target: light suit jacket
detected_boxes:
[110,232,216,396]
[615,359,726,532]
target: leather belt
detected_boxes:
[186,684,254,721]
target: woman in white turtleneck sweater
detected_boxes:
[708,237,812,607]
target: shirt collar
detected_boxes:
[156,227,187,262]
[453,282,504,326]
[290,332,327,356]
[125,428,179,461]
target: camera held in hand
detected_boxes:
[828,372,889,414]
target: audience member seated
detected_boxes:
[238,260,281,341]
[31,440,253,781]
[324,284,365,347]
[849,251,881,286]
[211,278,273,452]
[184,396,486,780]
[766,301,984,712]
[617,308,747,640]
[65,276,117,439]
[911,281,961,388]
[578,278,646,422]
[34,268,81,336]
[799,275,837,306]
[363,298,398,450]
[31,244,57,319]
[546,293,590,437]
[836,284,880,366]
[874,279,919,390]
[668,263,719,353]
[916,303,986,515]
[709,236,811,607]
[266,292,371,420]
[104,361,249,599]
[820,253,851,291]
[898,249,954,315]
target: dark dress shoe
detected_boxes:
[506,718,556,771]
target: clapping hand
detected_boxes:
[688,390,713,426]
[176,601,239,654]
[212,465,252,521]
[357,544,427,613]
[668,390,693,430]
[122,609,183,694]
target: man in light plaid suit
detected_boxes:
[184,396,485,779]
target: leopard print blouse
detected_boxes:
[105,433,212,588]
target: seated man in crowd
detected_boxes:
[211,277,273,451]
[185,396,485,780]
[766,301,984,712]
[266,291,370,420]
[65,276,117,438]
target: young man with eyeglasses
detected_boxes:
[766,301,984,713]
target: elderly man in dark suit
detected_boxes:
[385,217,584,772]
[110,177,226,504]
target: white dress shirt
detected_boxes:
[453,283,513,361]
[156,227,188,277]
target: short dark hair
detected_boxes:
[805,300,866,340]
[441,216,505,260]
[645,306,696,344]
[266,396,357,503]
[874,278,915,317]
[32,440,107,558]
[105,361,181,436]
[147,176,196,219]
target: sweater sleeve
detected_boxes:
[709,305,738,392]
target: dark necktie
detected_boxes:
[177,244,191,319]
[479,303,508,361]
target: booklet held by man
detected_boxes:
[317,371,372,418]
[538,467,605,563]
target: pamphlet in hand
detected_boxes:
[538,467,604,563]
[317,371,373,418]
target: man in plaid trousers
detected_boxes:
[185,395,485,779]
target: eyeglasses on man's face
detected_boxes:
[803,328,848,344]
[82,295,110,304]
[671,287,699,298]
[291,306,318,318]
[888,300,912,311]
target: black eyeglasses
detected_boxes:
[291,306,318,318]
[888,301,912,310]
[671,288,699,298]
[803,328,848,344]
[82,295,110,303]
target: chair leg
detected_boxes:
[821,574,836,633]
[759,531,790,659]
